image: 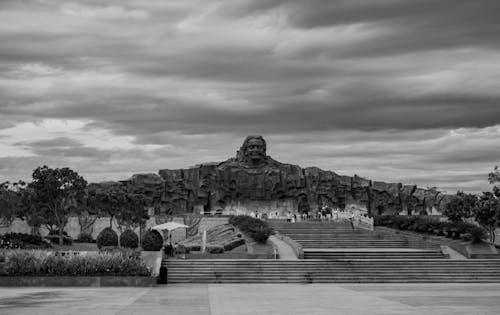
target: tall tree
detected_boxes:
[87,183,127,228]
[443,191,477,223]
[474,165,500,243]
[489,166,500,198]
[0,181,24,227]
[473,192,500,243]
[114,192,148,232]
[87,183,149,231]
[29,166,87,245]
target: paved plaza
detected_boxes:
[1,283,500,315]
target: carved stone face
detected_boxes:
[246,138,266,162]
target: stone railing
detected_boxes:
[275,233,304,259]
[335,212,354,221]
[353,215,374,231]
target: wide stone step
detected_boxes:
[298,243,408,245]
[293,242,408,244]
[290,238,399,241]
[163,259,500,267]
[304,254,445,259]
[164,259,500,283]
[299,244,410,249]
[281,233,367,235]
[278,230,359,233]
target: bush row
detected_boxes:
[228,215,273,244]
[96,228,142,249]
[374,215,486,242]
[1,228,141,250]
[0,233,51,249]
[0,250,151,276]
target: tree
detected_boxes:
[473,192,500,243]
[87,183,149,231]
[87,183,127,228]
[28,166,87,245]
[489,166,500,198]
[114,192,148,232]
[16,183,46,235]
[473,165,500,243]
[0,181,24,227]
[443,191,477,223]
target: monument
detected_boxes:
[96,135,451,217]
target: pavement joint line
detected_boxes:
[115,287,152,315]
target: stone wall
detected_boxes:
[100,136,452,217]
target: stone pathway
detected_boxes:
[268,235,298,259]
[2,284,500,314]
[441,245,468,259]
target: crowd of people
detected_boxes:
[248,206,365,223]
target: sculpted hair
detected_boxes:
[241,135,266,153]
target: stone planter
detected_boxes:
[0,276,156,287]
[141,250,163,276]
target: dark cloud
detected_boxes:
[223,0,500,58]
[0,0,499,192]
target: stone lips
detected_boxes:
[91,136,450,216]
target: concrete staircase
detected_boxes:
[162,221,500,283]
[270,221,446,259]
[163,259,500,283]
[271,221,407,248]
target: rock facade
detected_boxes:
[94,136,450,216]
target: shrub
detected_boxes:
[141,230,163,251]
[75,232,94,243]
[229,215,273,243]
[223,238,245,251]
[463,226,487,243]
[250,226,273,244]
[1,250,151,276]
[0,233,51,249]
[96,227,119,249]
[46,230,73,245]
[374,215,487,242]
[120,230,139,248]
[206,245,224,254]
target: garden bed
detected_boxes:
[0,276,156,287]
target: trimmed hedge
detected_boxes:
[0,233,51,249]
[141,230,163,251]
[120,230,139,249]
[374,215,486,242]
[96,228,119,249]
[229,215,273,244]
[75,232,94,243]
[0,250,151,276]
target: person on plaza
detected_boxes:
[164,233,172,258]
[168,233,175,257]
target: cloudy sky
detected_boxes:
[1,0,499,193]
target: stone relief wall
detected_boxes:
[109,136,451,217]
